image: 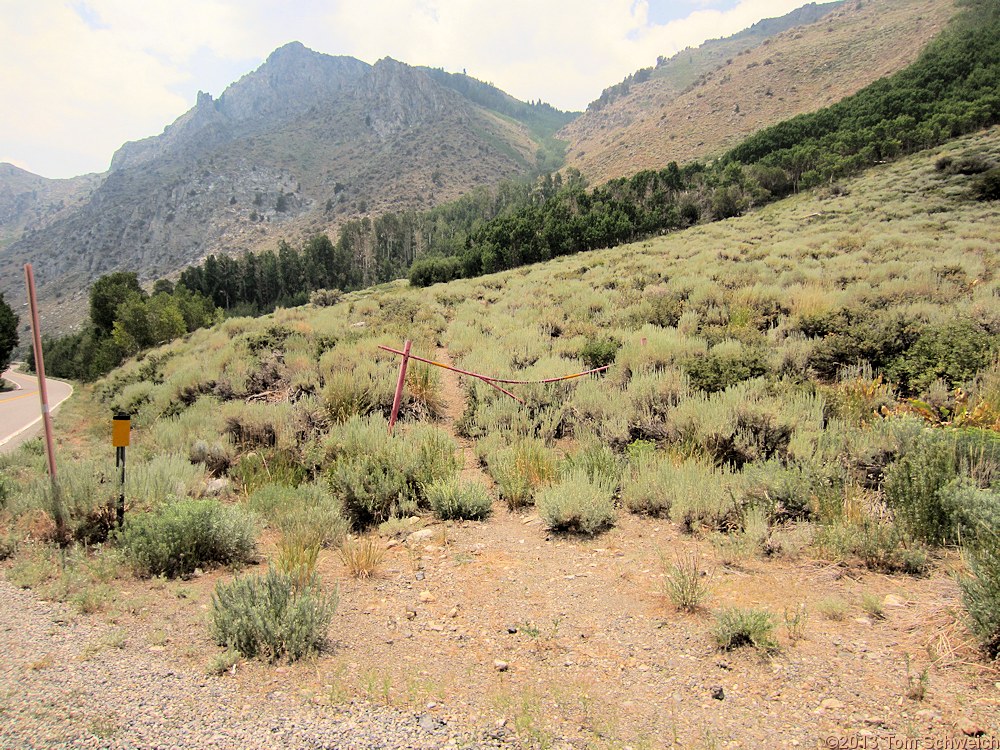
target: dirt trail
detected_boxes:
[433,346,491,483]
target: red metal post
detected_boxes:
[387,339,412,434]
[24,264,57,481]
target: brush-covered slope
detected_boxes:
[94,124,1000,439]
[562,0,956,184]
[0,42,574,331]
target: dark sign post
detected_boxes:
[112,413,130,527]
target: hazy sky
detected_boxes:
[1,0,829,179]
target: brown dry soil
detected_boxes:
[3,351,999,749]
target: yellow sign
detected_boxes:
[112,415,131,447]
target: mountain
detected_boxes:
[561,0,956,184]
[0,43,575,332]
[0,164,102,254]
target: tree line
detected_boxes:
[27,273,218,381]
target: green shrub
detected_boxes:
[321,356,435,424]
[322,370,382,422]
[189,440,232,477]
[666,459,740,531]
[426,477,493,520]
[886,319,998,394]
[681,342,768,393]
[409,256,462,287]
[0,469,10,509]
[949,152,995,175]
[579,336,621,370]
[327,454,411,529]
[119,499,257,578]
[13,459,120,544]
[712,607,778,651]
[960,540,1000,658]
[325,419,458,529]
[248,482,349,548]
[407,424,461,487]
[562,442,623,488]
[126,453,208,510]
[309,288,343,307]
[229,450,308,494]
[805,308,920,382]
[827,364,897,426]
[974,167,1000,201]
[671,382,801,469]
[620,455,674,517]
[814,520,928,574]
[938,478,1000,547]
[883,431,958,544]
[740,459,829,522]
[536,469,616,535]
[210,567,337,663]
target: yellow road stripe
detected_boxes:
[0,391,36,404]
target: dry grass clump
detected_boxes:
[712,607,778,652]
[339,536,386,578]
[816,596,848,621]
[660,552,713,612]
[487,438,558,509]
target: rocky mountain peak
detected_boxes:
[362,58,459,138]
[216,42,369,123]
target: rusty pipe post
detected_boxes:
[387,339,412,434]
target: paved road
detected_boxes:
[0,366,73,454]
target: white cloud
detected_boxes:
[0,0,829,178]
[0,3,190,177]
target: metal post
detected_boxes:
[116,446,126,527]
[23,264,57,481]
[112,413,131,527]
[387,339,412,434]
[24,264,63,539]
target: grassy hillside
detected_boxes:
[561,0,955,184]
[1,128,998,745]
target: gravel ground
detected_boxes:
[0,580,519,750]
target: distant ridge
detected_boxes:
[561,0,956,184]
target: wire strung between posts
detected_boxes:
[377,345,611,405]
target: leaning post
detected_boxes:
[387,339,412,434]
[23,264,63,538]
